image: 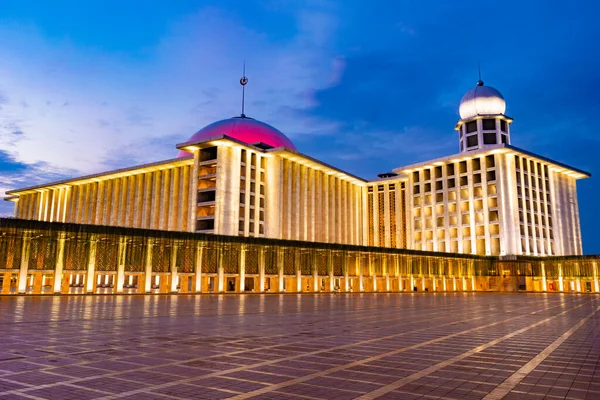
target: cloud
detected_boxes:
[0,4,347,187]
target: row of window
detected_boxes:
[414,237,501,256]
[461,132,508,150]
[413,156,496,183]
[461,118,508,135]
[414,171,497,194]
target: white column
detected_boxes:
[18,235,32,294]
[328,253,334,292]
[217,246,224,292]
[296,251,302,292]
[358,255,364,292]
[593,262,599,293]
[258,249,265,292]
[278,249,284,292]
[170,243,179,293]
[343,253,349,292]
[541,262,547,291]
[312,252,319,292]
[371,256,377,292]
[115,238,126,293]
[144,242,153,293]
[86,236,97,293]
[239,246,246,293]
[53,235,66,293]
[194,245,203,293]
[558,264,564,292]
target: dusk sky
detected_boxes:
[1,1,599,252]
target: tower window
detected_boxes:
[466,121,477,133]
[500,120,507,132]
[482,119,496,130]
[483,133,497,144]
[446,164,455,176]
[501,134,508,144]
[466,135,478,148]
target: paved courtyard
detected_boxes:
[0,293,598,400]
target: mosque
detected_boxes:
[1,76,596,295]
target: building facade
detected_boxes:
[4,80,589,259]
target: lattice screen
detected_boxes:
[95,240,119,271]
[244,247,259,274]
[176,244,196,273]
[152,244,171,273]
[0,234,22,269]
[64,238,89,271]
[28,236,57,270]
[202,247,218,273]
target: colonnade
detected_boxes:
[1,219,599,295]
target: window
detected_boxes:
[466,121,477,133]
[487,171,496,181]
[459,161,467,174]
[447,164,455,176]
[424,169,431,180]
[199,146,218,162]
[413,171,420,182]
[414,185,420,194]
[483,133,497,144]
[500,120,507,132]
[467,135,478,148]
[473,158,481,171]
[424,183,431,193]
[482,119,496,130]
[435,166,442,178]
[197,219,215,231]
[486,155,495,168]
[436,181,443,190]
[198,190,216,203]
[448,178,456,188]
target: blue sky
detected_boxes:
[1,0,599,252]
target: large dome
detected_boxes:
[459,81,506,120]
[177,116,296,158]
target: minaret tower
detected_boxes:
[455,78,513,153]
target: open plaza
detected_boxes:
[0,293,598,399]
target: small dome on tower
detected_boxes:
[459,81,506,120]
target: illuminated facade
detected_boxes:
[4,80,590,261]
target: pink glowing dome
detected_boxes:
[177,116,296,157]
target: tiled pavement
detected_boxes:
[0,293,598,399]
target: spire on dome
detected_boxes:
[240,63,248,118]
